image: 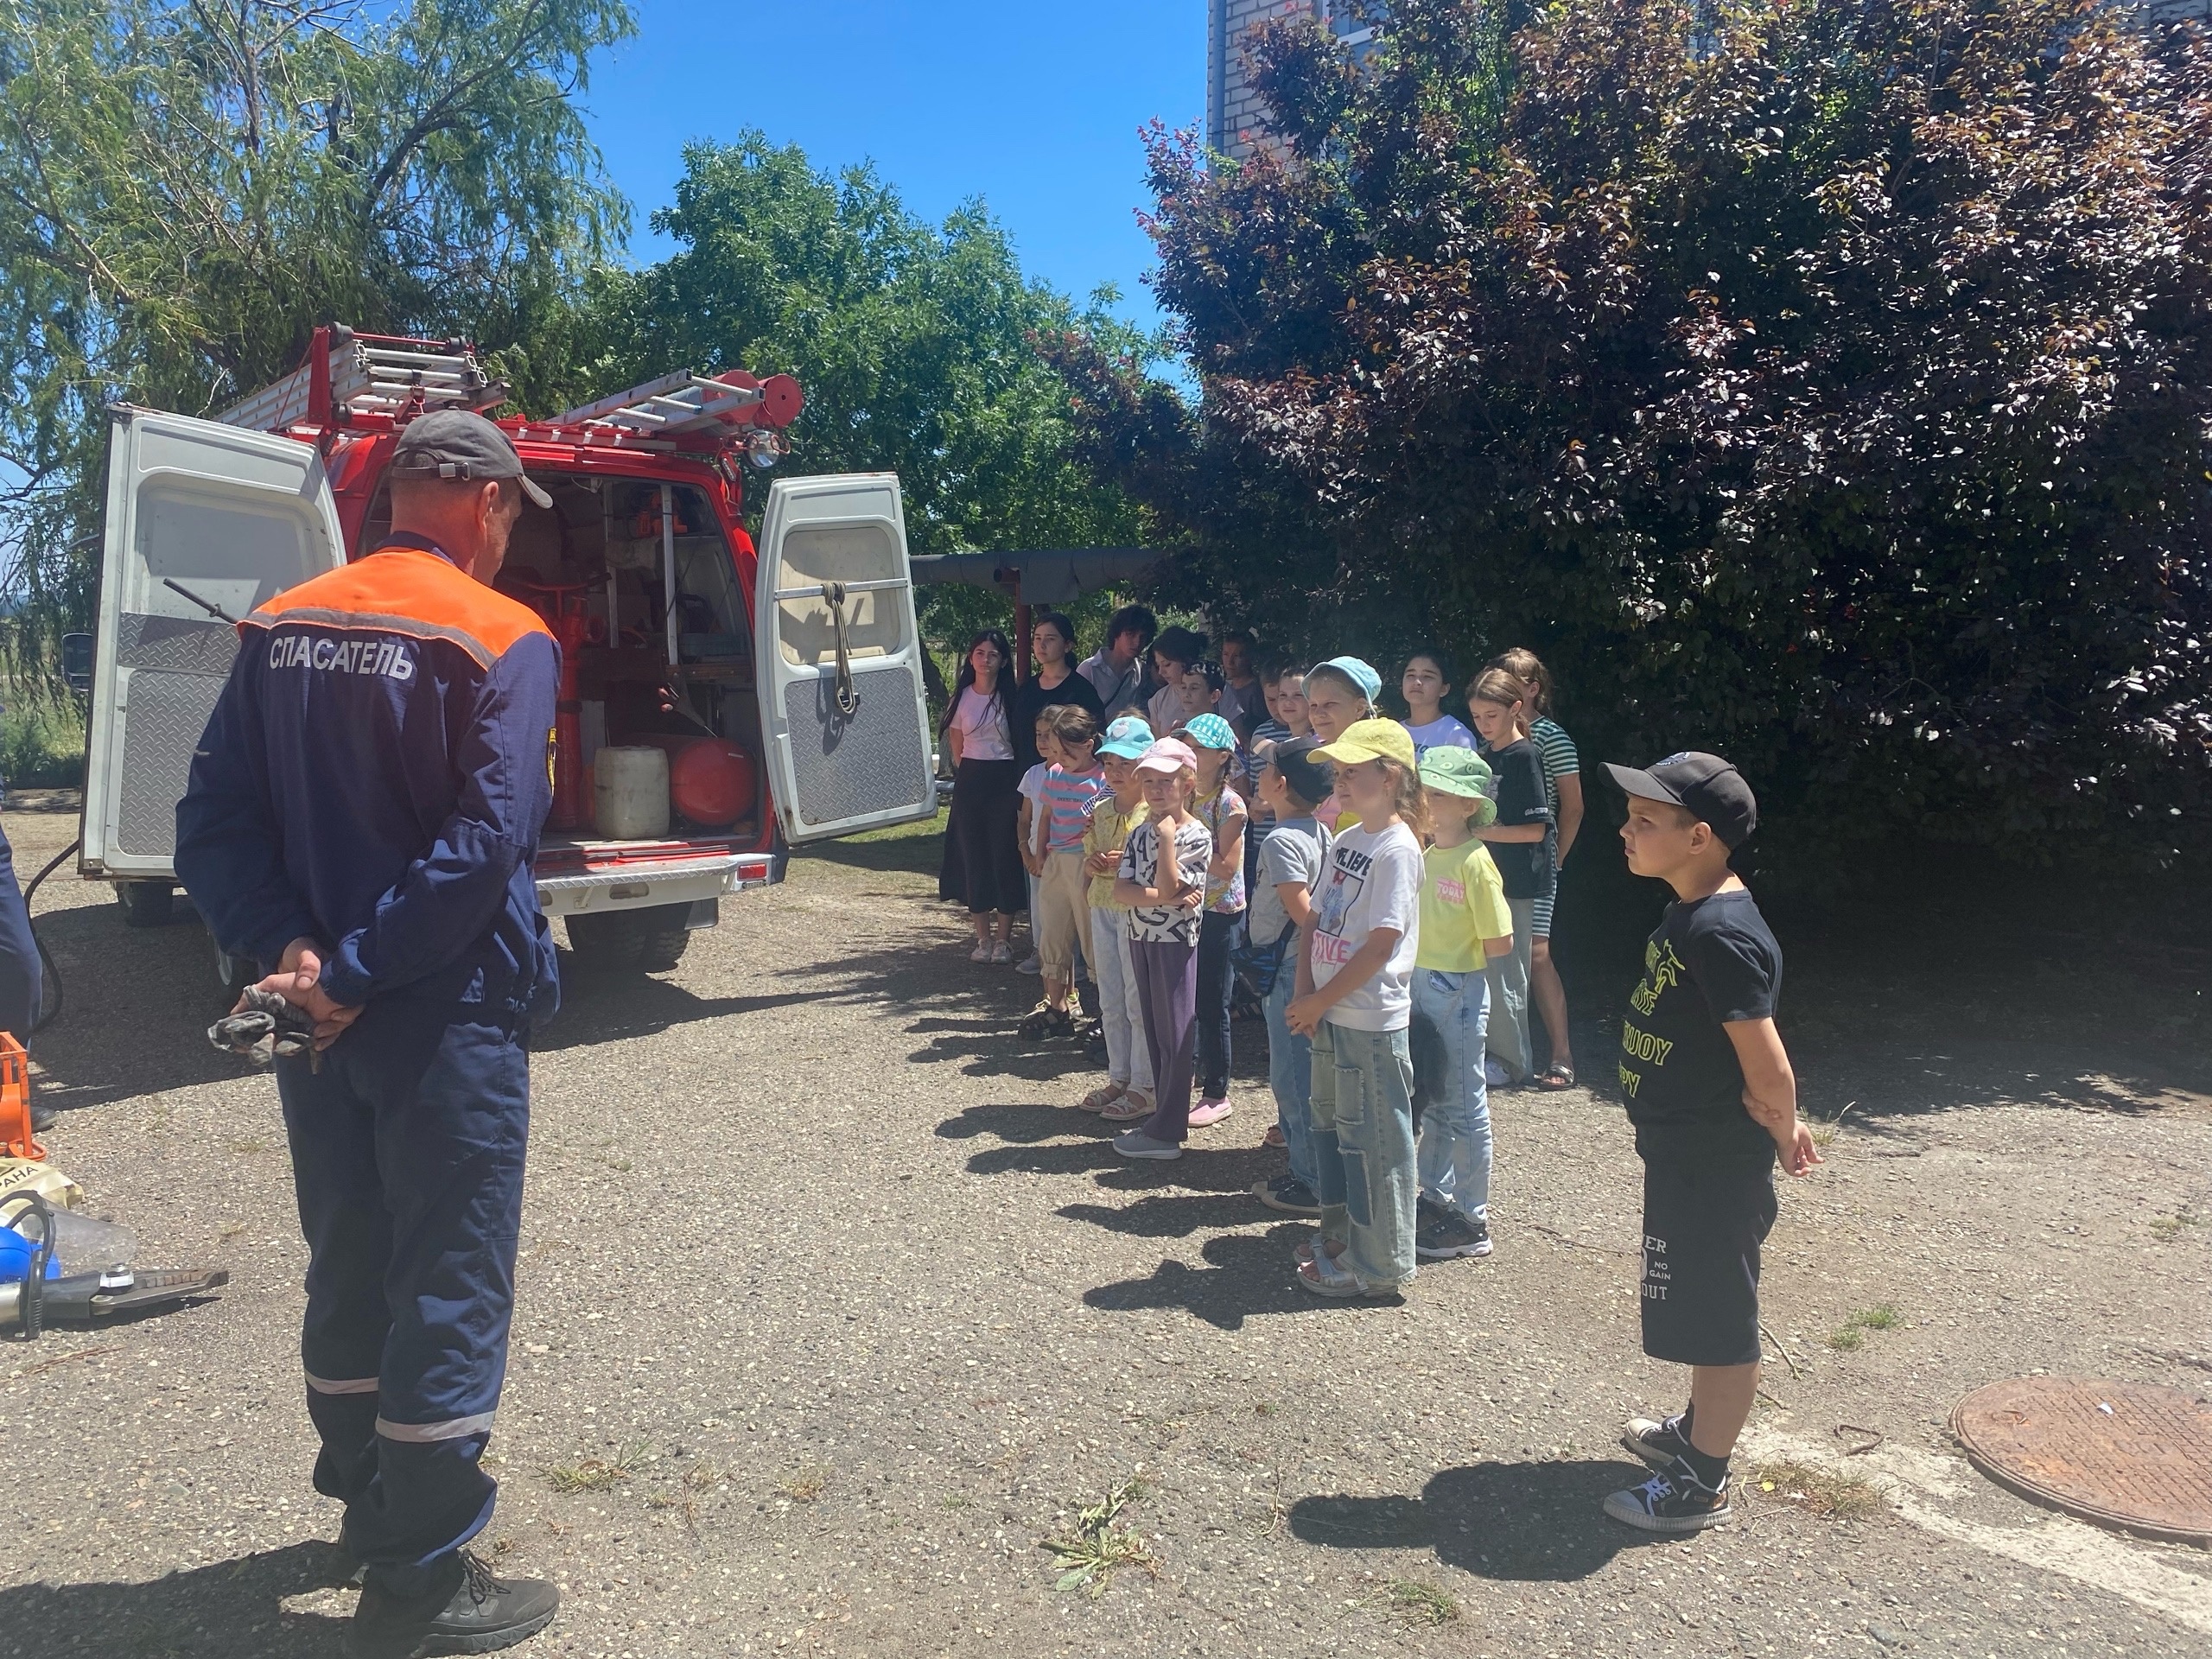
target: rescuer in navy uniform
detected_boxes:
[177,410,563,1658]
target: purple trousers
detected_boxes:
[1132,935,1199,1142]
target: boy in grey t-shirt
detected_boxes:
[1249,737,1335,1217]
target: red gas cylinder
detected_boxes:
[669,739,754,828]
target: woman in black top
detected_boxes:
[939,628,1028,960]
[1011,610,1104,771]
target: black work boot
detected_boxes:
[346,1548,559,1657]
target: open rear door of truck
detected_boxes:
[753,473,937,843]
[81,407,346,880]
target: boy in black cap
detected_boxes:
[1597,753,1820,1533]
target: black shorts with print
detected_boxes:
[1638,1149,1779,1368]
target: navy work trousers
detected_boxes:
[276,1000,531,1573]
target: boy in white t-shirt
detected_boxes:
[1286,718,1428,1299]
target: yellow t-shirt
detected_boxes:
[1084,794,1148,909]
[1417,840,1515,972]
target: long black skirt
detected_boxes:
[939,757,1028,915]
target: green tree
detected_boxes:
[562,133,1154,658]
[1048,0,2212,872]
[0,0,634,670]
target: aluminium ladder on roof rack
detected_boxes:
[550,372,765,438]
[217,329,502,433]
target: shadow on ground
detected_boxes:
[1083,1226,1370,1331]
[1288,1459,1656,1580]
[0,1539,349,1657]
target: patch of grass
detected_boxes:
[940,1493,974,1510]
[683,1462,725,1492]
[2151,1210,2198,1242]
[778,1465,829,1503]
[1828,1303,1902,1350]
[216,1220,248,1243]
[226,1138,270,1155]
[542,1438,650,1495]
[1373,1578,1459,1626]
[1041,1477,1160,1599]
[1751,1460,1885,1520]
[0,696,85,790]
[1253,1400,1277,1417]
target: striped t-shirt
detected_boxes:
[1530,716,1580,811]
[1042,763,1109,850]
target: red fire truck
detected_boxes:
[79,326,938,983]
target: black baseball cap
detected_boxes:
[390,410,553,508]
[1602,752,1758,848]
[1266,735,1336,807]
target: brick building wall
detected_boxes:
[1209,2,1377,158]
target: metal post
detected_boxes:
[603,492,618,642]
[660,482,678,668]
[1013,577,1031,687]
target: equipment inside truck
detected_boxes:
[361,474,768,843]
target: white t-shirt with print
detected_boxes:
[1307,820,1424,1031]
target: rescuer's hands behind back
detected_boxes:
[233,936,364,1052]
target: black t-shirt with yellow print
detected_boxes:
[1619,887,1781,1162]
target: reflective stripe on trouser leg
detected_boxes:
[279,1003,531,1570]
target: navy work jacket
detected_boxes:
[176,535,560,1015]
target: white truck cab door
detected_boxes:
[752,473,937,843]
[81,406,346,880]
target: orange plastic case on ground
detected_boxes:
[0,1033,41,1163]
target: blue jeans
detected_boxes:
[1414,968,1492,1221]
[1263,970,1316,1191]
[1309,1018,1420,1288]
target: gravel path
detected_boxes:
[2,800,2206,1658]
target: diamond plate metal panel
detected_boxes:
[781,664,929,828]
[117,668,226,857]
[117,612,238,676]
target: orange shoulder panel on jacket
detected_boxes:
[251,547,551,668]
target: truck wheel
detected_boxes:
[636,908,692,971]
[119,881,176,928]
[566,905,692,974]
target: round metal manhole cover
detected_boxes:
[1951,1376,2212,1544]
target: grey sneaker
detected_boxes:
[1113,1130,1183,1160]
[1603,1459,1732,1534]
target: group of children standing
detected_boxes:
[1006,633,1817,1536]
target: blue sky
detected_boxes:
[580,1,1203,331]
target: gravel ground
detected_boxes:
[1,798,2207,1659]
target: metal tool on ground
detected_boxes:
[3,1185,226,1339]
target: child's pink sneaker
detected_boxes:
[1187,1096,1233,1128]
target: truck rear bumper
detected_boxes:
[533,846,783,918]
